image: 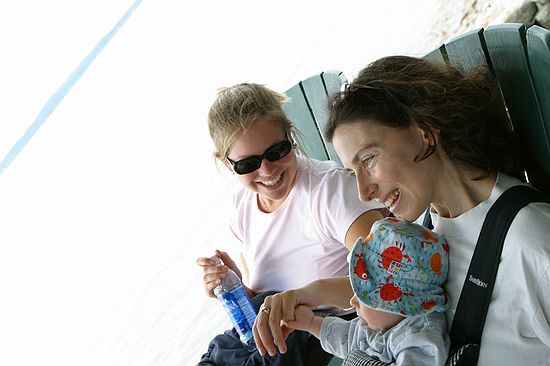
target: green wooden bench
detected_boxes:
[282,23,550,365]
[284,23,549,197]
[283,70,347,167]
[442,23,550,195]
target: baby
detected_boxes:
[286,217,451,365]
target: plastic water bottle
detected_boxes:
[212,256,257,350]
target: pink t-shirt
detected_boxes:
[229,156,386,293]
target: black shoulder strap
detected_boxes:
[449,185,549,354]
[422,206,433,229]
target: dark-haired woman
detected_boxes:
[253,56,550,366]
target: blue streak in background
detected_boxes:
[0,0,144,176]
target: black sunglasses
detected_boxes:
[227,137,293,175]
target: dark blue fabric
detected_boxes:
[197,291,332,366]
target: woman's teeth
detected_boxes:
[260,175,281,186]
[384,189,400,207]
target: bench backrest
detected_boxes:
[283,24,550,195]
[439,23,550,195]
[283,71,346,166]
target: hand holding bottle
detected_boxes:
[196,249,242,297]
[210,254,257,350]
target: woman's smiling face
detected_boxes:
[226,119,298,209]
[332,121,438,222]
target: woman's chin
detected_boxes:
[257,171,284,195]
[389,197,425,222]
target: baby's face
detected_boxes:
[350,295,405,331]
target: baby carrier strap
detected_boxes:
[447,185,549,365]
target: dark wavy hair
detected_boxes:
[325,56,522,179]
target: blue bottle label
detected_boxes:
[217,285,257,344]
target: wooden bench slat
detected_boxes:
[485,23,549,189]
[284,71,347,165]
[423,44,447,65]
[283,79,330,161]
[526,25,550,190]
[301,71,346,165]
[445,28,491,72]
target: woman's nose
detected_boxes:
[357,174,378,202]
[257,159,277,176]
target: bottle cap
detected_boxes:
[211,255,223,266]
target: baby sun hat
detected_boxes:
[349,217,450,317]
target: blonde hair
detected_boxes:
[208,83,293,159]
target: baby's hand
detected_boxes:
[284,305,315,332]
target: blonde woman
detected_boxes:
[196,83,387,365]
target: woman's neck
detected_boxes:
[257,194,283,213]
[431,164,497,218]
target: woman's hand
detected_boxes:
[252,277,353,356]
[252,284,324,356]
[196,249,242,297]
[252,290,307,356]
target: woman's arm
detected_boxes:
[313,276,355,308]
[345,209,385,250]
[238,252,255,298]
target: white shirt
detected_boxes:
[427,173,550,366]
[229,156,386,293]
